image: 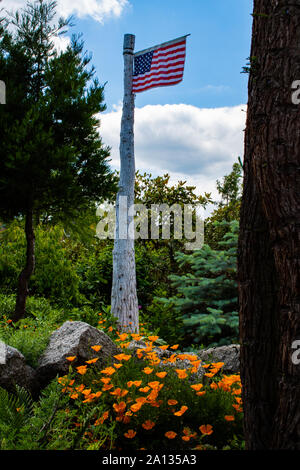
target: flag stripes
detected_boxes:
[132,36,187,94]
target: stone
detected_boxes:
[37,321,120,387]
[197,344,240,374]
[0,341,36,395]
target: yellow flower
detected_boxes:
[199,424,213,435]
[165,431,177,439]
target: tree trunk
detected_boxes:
[111,34,139,333]
[238,0,300,449]
[13,210,36,322]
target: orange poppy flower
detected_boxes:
[175,369,188,379]
[156,372,167,378]
[100,377,111,384]
[142,367,153,375]
[165,431,177,439]
[76,365,87,375]
[167,399,178,405]
[100,367,116,375]
[124,429,136,439]
[174,405,188,416]
[148,336,159,342]
[158,345,169,350]
[190,383,203,391]
[225,415,235,421]
[70,393,78,399]
[113,363,123,369]
[66,356,76,362]
[86,358,99,364]
[199,424,213,435]
[139,386,150,393]
[170,344,179,350]
[142,420,155,430]
[114,353,132,361]
[91,345,102,352]
[113,402,126,413]
[127,380,142,388]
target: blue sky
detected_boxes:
[3,0,253,209]
[70,0,253,111]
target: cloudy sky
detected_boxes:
[1,0,253,211]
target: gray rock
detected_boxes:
[37,321,120,386]
[0,342,36,395]
[197,344,240,374]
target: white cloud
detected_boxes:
[99,103,246,207]
[1,0,129,23]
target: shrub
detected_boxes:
[157,221,239,347]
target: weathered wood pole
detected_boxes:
[111,34,139,333]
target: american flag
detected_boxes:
[132,35,188,94]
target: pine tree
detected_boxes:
[159,220,239,347]
[0,0,115,321]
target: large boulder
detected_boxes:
[0,341,36,395]
[37,321,120,387]
[197,344,240,374]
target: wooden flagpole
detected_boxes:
[111,34,139,333]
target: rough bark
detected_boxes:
[111,34,139,333]
[238,0,300,449]
[13,210,35,322]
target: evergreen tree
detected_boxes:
[159,220,239,347]
[0,0,116,320]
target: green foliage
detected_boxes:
[141,287,185,346]
[0,221,84,305]
[158,221,239,347]
[0,385,34,450]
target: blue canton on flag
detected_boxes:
[132,35,188,94]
